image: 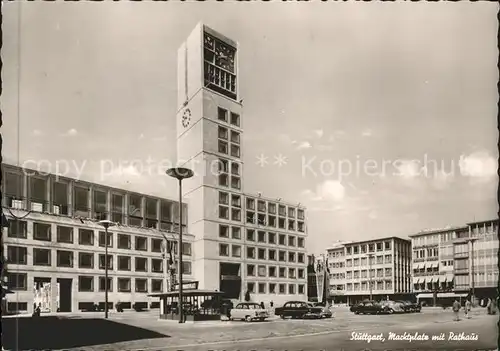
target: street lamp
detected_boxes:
[367,253,374,300]
[466,237,478,306]
[166,167,194,324]
[98,219,115,319]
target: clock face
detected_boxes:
[181,108,191,128]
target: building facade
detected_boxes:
[175,23,308,305]
[2,163,194,314]
[326,237,412,304]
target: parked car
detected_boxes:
[396,300,414,313]
[350,300,385,315]
[275,301,324,319]
[307,303,333,318]
[379,301,405,314]
[229,302,269,322]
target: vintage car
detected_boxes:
[275,301,324,319]
[379,300,405,314]
[228,302,269,322]
[350,300,385,315]
[396,300,421,313]
[307,303,333,318]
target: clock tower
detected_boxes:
[176,23,244,296]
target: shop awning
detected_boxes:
[428,277,433,283]
[416,293,433,299]
[446,274,454,282]
[415,279,420,284]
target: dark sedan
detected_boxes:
[275,301,324,319]
[350,300,385,315]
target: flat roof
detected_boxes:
[242,192,306,210]
[332,236,411,247]
[466,218,499,226]
[149,289,225,297]
[408,226,469,238]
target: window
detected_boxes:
[219,225,229,238]
[376,243,383,251]
[246,211,255,224]
[298,253,304,263]
[98,254,113,269]
[258,248,266,260]
[99,277,113,292]
[135,278,148,293]
[231,227,241,239]
[288,252,296,262]
[57,226,73,243]
[384,241,391,250]
[288,284,295,295]
[246,198,255,210]
[145,198,158,228]
[111,194,124,224]
[247,247,255,259]
[269,283,276,294]
[258,283,266,294]
[218,107,228,122]
[231,208,241,221]
[7,221,27,238]
[57,250,74,267]
[74,186,89,214]
[268,233,276,244]
[247,282,255,293]
[230,112,240,127]
[99,231,113,247]
[218,140,228,154]
[151,279,163,292]
[279,234,286,245]
[152,258,163,273]
[268,216,276,227]
[288,207,295,217]
[181,242,191,256]
[218,159,229,187]
[78,276,94,292]
[268,249,276,261]
[53,183,69,214]
[231,175,241,190]
[298,238,304,248]
[151,238,163,252]
[219,244,229,256]
[247,229,255,241]
[279,251,286,262]
[231,194,241,207]
[298,284,305,294]
[79,229,94,246]
[257,213,266,225]
[219,206,229,219]
[128,194,143,227]
[258,265,266,277]
[257,231,266,243]
[288,236,296,247]
[218,126,228,140]
[297,209,304,220]
[33,248,51,266]
[298,222,305,232]
[33,223,51,241]
[135,236,148,251]
[269,266,277,277]
[135,257,148,272]
[30,177,47,210]
[118,278,131,292]
[7,246,27,265]
[231,162,240,176]
[78,252,94,268]
[247,264,255,276]
[118,256,131,271]
[288,268,296,279]
[279,284,286,294]
[219,192,229,205]
[118,234,131,249]
[279,267,286,278]
[298,268,305,279]
[7,273,27,290]
[93,189,107,220]
[232,245,241,257]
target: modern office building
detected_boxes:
[174,23,308,305]
[2,163,194,314]
[326,237,412,304]
[326,242,347,303]
[456,219,498,301]
[409,226,469,305]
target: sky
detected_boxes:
[2,1,498,255]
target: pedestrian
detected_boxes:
[452,299,461,321]
[270,300,274,308]
[465,299,471,319]
[260,301,265,309]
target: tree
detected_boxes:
[244,290,251,302]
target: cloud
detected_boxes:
[61,128,78,137]
[362,129,372,137]
[316,180,346,201]
[459,151,497,179]
[138,133,145,140]
[296,141,312,150]
[314,129,324,138]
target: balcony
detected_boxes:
[453,267,469,275]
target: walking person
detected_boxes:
[452,299,461,321]
[465,299,471,319]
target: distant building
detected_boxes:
[326,237,412,304]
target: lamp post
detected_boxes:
[98,219,115,319]
[467,237,478,306]
[367,253,374,300]
[166,167,194,324]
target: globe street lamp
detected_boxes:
[98,219,115,319]
[166,167,194,323]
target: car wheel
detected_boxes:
[280,314,285,319]
[245,315,252,322]
[387,309,394,314]
[354,311,359,315]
